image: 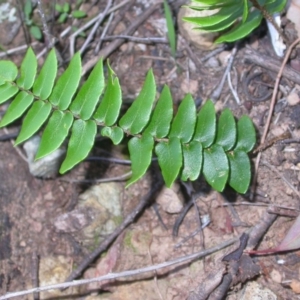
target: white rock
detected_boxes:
[267,13,286,57]
[287,92,300,106]
[218,51,231,67]
[23,135,65,178]
[55,182,123,248]
[205,56,220,69]
[156,184,183,214]
[77,183,123,245]
[270,269,282,283]
[0,3,17,23]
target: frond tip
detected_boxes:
[0,48,256,193]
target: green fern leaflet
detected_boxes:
[0,48,256,193]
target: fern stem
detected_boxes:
[36,0,54,48]
[0,42,38,58]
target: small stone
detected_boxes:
[205,57,220,69]
[287,92,300,106]
[134,43,146,51]
[31,206,46,220]
[218,51,231,67]
[213,100,224,113]
[156,184,183,214]
[0,3,17,23]
[23,135,65,178]
[180,78,199,95]
[270,269,282,283]
[148,18,167,35]
[270,124,288,137]
[188,59,196,72]
[44,191,53,201]
[113,21,126,35]
[250,38,259,50]
[0,3,20,45]
[120,43,128,52]
[290,279,300,294]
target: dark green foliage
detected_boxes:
[0,48,256,193]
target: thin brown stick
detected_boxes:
[261,159,300,198]
[252,38,300,198]
[246,210,277,250]
[222,202,300,212]
[59,171,132,184]
[210,43,238,101]
[79,0,113,55]
[262,39,300,144]
[94,11,114,54]
[102,35,168,44]
[82,1,162,76]
[0,234,239,300]
[0,42,39,58]
[244,47,300,85]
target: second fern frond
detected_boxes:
[183,0,287,43]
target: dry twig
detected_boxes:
[36,0,53,48]
[210,44,238,101]
[261,159,300,198]
[244,46,300,85]
[82,1,162,76]
[0,234,239,300]
[78,0,113,55]
[252,37,300,198]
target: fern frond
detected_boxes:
[0,48,256,193]
[183,0,287,43]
